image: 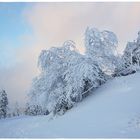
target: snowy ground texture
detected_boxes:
[0,73,140,138]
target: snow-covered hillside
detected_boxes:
[0,73,140,138]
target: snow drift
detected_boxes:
[0,72,140,138]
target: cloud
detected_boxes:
[24,3,140,52]
[0,44,39,106]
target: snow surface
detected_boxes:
[0,72,140,138]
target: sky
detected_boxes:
[0,2,140,107]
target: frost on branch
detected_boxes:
[85,27,118,74]
[115,31,140,76]
[63,55,107,103]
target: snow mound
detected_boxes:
[0,73,140,138]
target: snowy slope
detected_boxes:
[0,73,140,138]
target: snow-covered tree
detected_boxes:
[13,102,20,116]
[28,37,109,116]
[28,41,78,114]
[85,27,119,75]
[115,31,140,77]
[132,31,140,68]
[25,103,32,115]
[0,90,8,119]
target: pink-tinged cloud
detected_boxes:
[24,2,140,52]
